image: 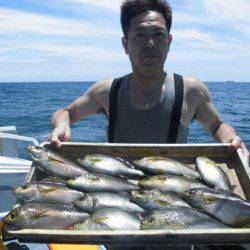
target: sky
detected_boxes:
[0,0,250,82]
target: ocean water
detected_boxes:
[0,81,249,158]
[0,81,249,213]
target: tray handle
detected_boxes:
[0,132,39,146]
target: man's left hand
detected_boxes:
[228,136,249,163]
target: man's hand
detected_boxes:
[48,124,71,149]
[228,136,250,162]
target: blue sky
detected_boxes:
[0,0,250,82]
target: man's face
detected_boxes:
[122,11,172,76]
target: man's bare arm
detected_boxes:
[49,79,112,148]
[193,79,249,160]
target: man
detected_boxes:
[49,0,249,160]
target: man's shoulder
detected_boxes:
[90,78,113,96]
[182,76,211,105]
[94,75,127,93]
[183,76,210,96]
[95,78,113,89]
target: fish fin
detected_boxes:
[155,200,170,206]
[32,209,51,220]
[42,176,65,184]
[89,177,101,182]
[93,216,108,224]
[116,157,135,169]
[48,157,68,165]
[37,185,58,194]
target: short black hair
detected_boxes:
[121,0,172,37]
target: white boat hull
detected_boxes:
[0,156,31,186]
[0,156,32,214]
[0,171,29,187]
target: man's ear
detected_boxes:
[167,33,172,52]
[168,34,173,46]
[122,37,129,54]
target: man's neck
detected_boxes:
[131,71,166,95]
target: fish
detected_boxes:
[14,182,84,205]
[72,218,108,231]
[26,145,88,179]
[183,187,250,227]
[3,203,89,230]
[67,172,140,192]
[139,175,207,194]
[73,192,144,213]
[131,189,190,210]
[133,156,199,179]
[196,156,232,191]
[141,206,228,230]
[38,176,66,185]
[77,154,145,178]
[91,208,141,230]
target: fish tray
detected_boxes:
[6,142,250,245]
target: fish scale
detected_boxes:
[139,175,207,194]
[73,192,144,213]
[3,203,89,230]
[26,145,88,179]
[77,154,145,178]
[141,206,228,230]
[67,172,140,192]
[196,156,232,191]
[14,182,85,205]
[183,187,250,227]
[133,156,200,178]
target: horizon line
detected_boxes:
[0,80,250,84]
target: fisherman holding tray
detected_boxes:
[49,1,248,250]
[49,0,249,169]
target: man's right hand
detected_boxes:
[48,125,71,149]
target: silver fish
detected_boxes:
[141,206,228,230]
[139,175,207,194]
[67,172,140,192]
[131,189,190,210]
[3,203,89,230]
[77,154,145,178]
[196,156,232,191]
[27,145,88,179]
[133,156,199,179]
[38,176,66,185]
[14,182,84,205]
[72,218,108,231]
[91,208,141,230]
[183,188,250,227]
[74,192,144,213]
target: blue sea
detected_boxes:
[0,81,249,159]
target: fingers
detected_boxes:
[227,136,241,153]
[62,130,71,142]
[240,141,250,162]
[228,136,249,163]
[49,133,62,149]
[228,136,241,151]
[47,127,71,149]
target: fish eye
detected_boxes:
[147,216,154,223]
[10,212,16,219]
[189,189,197,196]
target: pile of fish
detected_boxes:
[3,146,250,232]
